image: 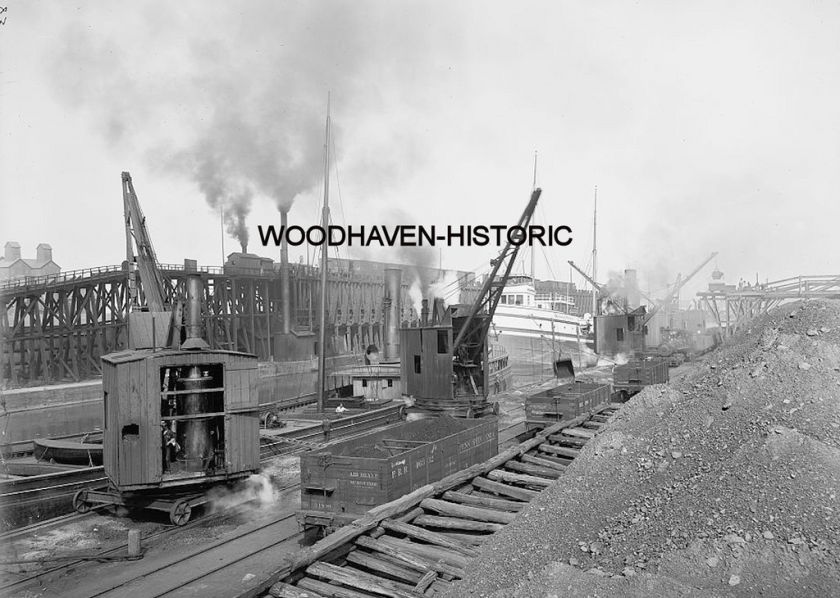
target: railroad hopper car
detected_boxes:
[613,357,669,401]
[73,347,260,525]
[525,382,612,432]
[298,416,498,535]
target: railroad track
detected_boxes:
[245,402,620,598]
[81,512,304,598]
[0,404,404,535]
[0,405,407,595]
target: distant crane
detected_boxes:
[643,252,718,326]
[567,260,627,314]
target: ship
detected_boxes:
[491,274,598,377]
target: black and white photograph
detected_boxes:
[1,1,839,596]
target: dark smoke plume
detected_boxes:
[42,2,455,254]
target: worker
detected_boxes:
[335,403,347,414]
[161,422,180,471]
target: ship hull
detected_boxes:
[491,305,597,383]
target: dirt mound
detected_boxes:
[446,299,840,598]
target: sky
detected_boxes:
[1,0,839,306]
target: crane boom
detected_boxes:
[452,188,542,354]
[567,260,604,293]
[122,172,169,313]
[643,252,717,325]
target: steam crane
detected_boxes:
[642,252,718,327]
[121,171,182,348]
[644,252,718,364]
[567,260,627,314]
[402,188,569,417]
[71,172,260,526]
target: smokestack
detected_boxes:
[383,268,402,362]
[421,298,429,326]
[240,241,248,253]
[624,269,640,309]
[181,260,210,350]
[280,208,291,334]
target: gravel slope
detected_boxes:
[445,299,840,598]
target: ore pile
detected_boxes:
[447,299,840,598]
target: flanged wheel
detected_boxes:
[72,489,91,514]
[169,500,192,526]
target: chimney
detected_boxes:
[279,208,291,334]
[4,241,21,262]
[421,298,429,326]
[382,268,401,362]
[624,269,640,309]
[181,259,210,350]
[36,243,52,264]
[240,241,248,253]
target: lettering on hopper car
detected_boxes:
[348,471,377,479]
[348,479,378,488]
[459,432,496,452]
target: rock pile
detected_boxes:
[446,299,840,597]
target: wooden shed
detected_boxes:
[101,348,260,492]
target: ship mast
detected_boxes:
[317,95,331,413]
[530,151,537,281]
[591,186,598,317]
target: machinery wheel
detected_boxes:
[72,489,92,514]
[169,500,192,526]
[465,407,475,419]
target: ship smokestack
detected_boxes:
[280,208,291,334]
[181,259,210,350]
[383,268,402,362]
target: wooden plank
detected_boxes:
[420,498,515,524]
[433,531,486,546]
[306,562,422,598]
[561,427,596,439]
[519,453,567,471]
[380,520,478,556]
[345,550,424,584]
[375,535,469,570]
[297,577,375,598]
[472,477,538,501]
[441,490,524,513]
[538,443,580,459]
[524,450,571,467]
[413,514,503,533]
[355,536,463,578]
[395,506,424,524]
[504,460,561,479]
[487,469,552,488]
[414,571,437,593]
[546,433,587,447]
[269,581,328,598]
